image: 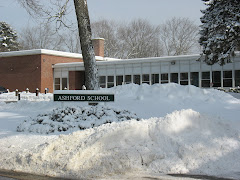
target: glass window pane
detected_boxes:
[235,70,240,87]
[161,73,168,84]
[125,75,132,84]
[142,74,150,84]
[180,73,188,80]
[55,85,60,90]
[180,73,188,85]
[191,72,199,87]
[55,78,60,84]
[99,76,106,88]
[107,76,114,82]
[142,74,149,81]
[62,78,68,90]
[202,80,210,87]
[134,75,141,85]
[202,72,210,79]
[116,76,123,86]
[223,71,232,78]
[107,76,114,88]
[99,76,106,83]
[171,73,178,83]
[212,71,221,87]
[223,79,232,87]
[151,74,159,84]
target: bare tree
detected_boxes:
[91,19,119,58]
[18,0,99,90]
[159,17,199,56]
[91,18,164,59]
[19,23,66,51]
[62,31,81,53]
[117,19,163,59]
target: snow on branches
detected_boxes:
[199,0,240,65]
[0,22,20,52]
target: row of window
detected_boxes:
[99,70,240,88]
[54,70,240,90]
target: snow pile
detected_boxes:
[0,92,52,102]
[17,106,139,134]
[0,84,240,179]
[5,109,240,179]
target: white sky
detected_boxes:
[0,0,206,33]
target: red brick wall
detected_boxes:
[0,53,83,93]
[41,54,83,93]
[0,55,41,92]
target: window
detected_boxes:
[99,76,106,88]
[190,72,199,87]
[125,75,132,84]
[151,74,159,84]
[142,74,150,84]
[180,73,188,85]
[171,73,178,83]
[212,71,221,87]
[62,78,68,90]
[133,75,141,85]
[161,73,168,84]
[116,76,123,86]
[235,70,240,87]
[223,71,232,87]
[202,72,210,87]
[107,76,114,88]
[54,78,60,90]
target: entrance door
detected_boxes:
[69,71,85,90]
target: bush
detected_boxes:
[17,106,139,134]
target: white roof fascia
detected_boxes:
[0,49,83,59]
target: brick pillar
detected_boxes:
[92,38,105,57]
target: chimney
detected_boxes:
[92,38,105,57]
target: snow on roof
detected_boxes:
[53,53,202,68]
[0,49,83,59]
[0,49,120,61]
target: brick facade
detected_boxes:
[40,54,82,93]
[0,51,83,93]
[0,39,105,93]
[0,54,41,92]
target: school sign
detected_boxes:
[53,90,114,102]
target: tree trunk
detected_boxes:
[73,0,99,90]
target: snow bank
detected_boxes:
[3,109,240,179]
[0,91,52,102]
[0,83,240,179]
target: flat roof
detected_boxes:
[0,49,119,61]
[0,49,83,59]
[53,51,240,68]
[53,54,202,68]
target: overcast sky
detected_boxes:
[0,0,206,33]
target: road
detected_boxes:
[0,169,237,180]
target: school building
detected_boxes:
[1,38,240,93]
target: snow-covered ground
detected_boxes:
[0,83,240,179]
